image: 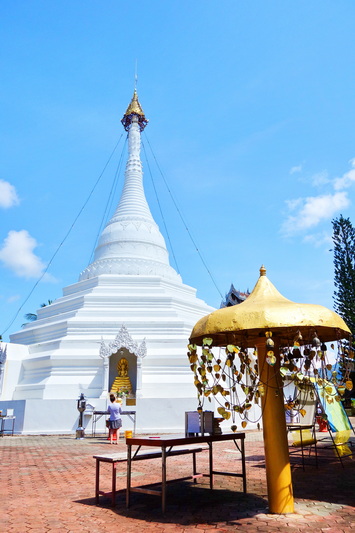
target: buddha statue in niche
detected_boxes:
[110,357,133,395]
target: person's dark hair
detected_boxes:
[109,394,116,402]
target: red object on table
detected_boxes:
[316,416,328,432]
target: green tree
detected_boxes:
[22,300,53,327]
[332,215,355,335]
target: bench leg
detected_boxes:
[193,451,197,483]
[95,459,100,505]
[162,447,166,513]
[241,438,247,493]
[111,462,117,507]
[208,442,213,489]
[126,444,132,508]
[314,429,318,468]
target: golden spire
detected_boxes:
[121,89,148,131]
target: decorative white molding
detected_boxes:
[99,325,146,399]
[99,339,111,360]
[81,257,181,282]
[99,324,147,359]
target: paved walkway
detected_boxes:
[0,429,354,533]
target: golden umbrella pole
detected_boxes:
[256,338,294,514]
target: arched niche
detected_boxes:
[99,325,146,398]
[109,347,137,395]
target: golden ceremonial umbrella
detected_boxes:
[190,266,351,514]
[191,265,350,346]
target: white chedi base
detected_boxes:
[0,274,216,434]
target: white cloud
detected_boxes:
[333,158,355,190]
[285,198,302,211]
[0,179,20,208]
[290,165,302,174]
[0,230,47,278]
[311,170,329,187]
[281,191,350,235]
[302,231,333,248]
[7,294,21,303]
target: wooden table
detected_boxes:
[126,432,246,513]
[91,410,136,437]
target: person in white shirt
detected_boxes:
[107,394,122,444]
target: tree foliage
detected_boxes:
[22,300,53,327]
[332,215,355,335]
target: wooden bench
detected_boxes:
[93,446,205,507]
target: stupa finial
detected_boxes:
[260,265,266,276]
[121,88,148,132]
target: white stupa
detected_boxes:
[0,90,214,434]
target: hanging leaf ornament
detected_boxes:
[294,330,303,342]
[226,344,238,353]
[258,383,265,396]
[187,329,352,436]
[187,344,197,352]
[280,366,288,377]
[312,333,321,348]
[346,380,353,391]
[189,353,198,363]
[337,385,346,396]
[266,351,276,366]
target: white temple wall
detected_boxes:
[0,343,28,400]
[6,327,199,400]
[12,355,104,400]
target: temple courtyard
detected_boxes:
[0,428,354,533]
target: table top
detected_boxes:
[287,423,314,429]
[93,410,136,415]
[126,432,245,447]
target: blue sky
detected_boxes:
[0,1,354,341]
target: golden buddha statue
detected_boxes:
[110,357,133,395]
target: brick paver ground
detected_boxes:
[0,429,354,532]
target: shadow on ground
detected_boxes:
[76,452,355,524]
[75,483,269,525]
[291,455,355,507]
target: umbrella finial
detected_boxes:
[260,265,266,276]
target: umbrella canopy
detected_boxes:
[190,266,351,347]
